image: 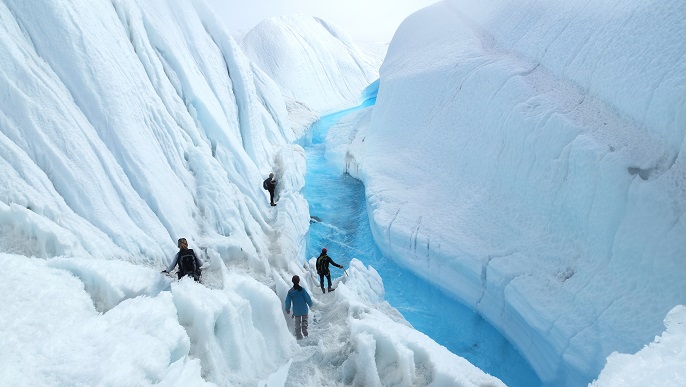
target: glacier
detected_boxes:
[0,0,504,386]
[2,0,685,385]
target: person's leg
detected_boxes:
[319,274,325,292]
[177,271,183,280]
[326,274,332,289]
[269,189,275,205]
[294,315,303,340]
[302,315,309,337]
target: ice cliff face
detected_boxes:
[1,0,311,384]
[0,0,305,262]
[340,0,686,385]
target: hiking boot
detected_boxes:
[321,287,326,293]
[328,287,335,292]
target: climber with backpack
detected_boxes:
[263,172,277,206]
[162,238,203,282]
[316,248,344,293]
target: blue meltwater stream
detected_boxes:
[299,98,541,387]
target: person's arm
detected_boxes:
[284,291,292,314]
[163,253,179,273]
[329,257,343,269]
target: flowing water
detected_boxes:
[301,100,541,387]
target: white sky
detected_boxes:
[204,0,437,42]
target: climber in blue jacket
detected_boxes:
[284,275,313,340]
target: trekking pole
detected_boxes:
[343,267,348,277]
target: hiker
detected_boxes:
[162,238,203,281]
[316,248,344,293]
[284,275,313,340]
[263,173,277,206]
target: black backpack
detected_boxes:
[263,179,270,190]
[316,254,328,274]
[179,249,196,274]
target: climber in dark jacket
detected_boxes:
[315,248,343,293]
[162,238,203,281]
[263,173,277,206]
[284,275,313,340]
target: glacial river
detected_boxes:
[301,100,541,387]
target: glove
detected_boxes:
[161,270,167,273]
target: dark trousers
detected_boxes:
[268,189,275,204]
[319,273,332,289]
[178,270,200,282]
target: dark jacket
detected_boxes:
[316,253,342,275]
[166,248,203,274]
[285,287,313,316]
[263,177,276,191]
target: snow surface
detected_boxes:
[0,0,504,386]
[591,305,686,387]
[325,0,686,385]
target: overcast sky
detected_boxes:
[204,0,437,42]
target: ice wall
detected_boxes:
[0,0,306,263]
[240,15,380,114]
[343,0,686,384]
[0,1,310,382]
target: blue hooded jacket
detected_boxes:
[285,287,313,316]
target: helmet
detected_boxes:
[292,275,300,284]
[322,248,327,253]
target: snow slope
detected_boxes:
[327,0,686,385]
